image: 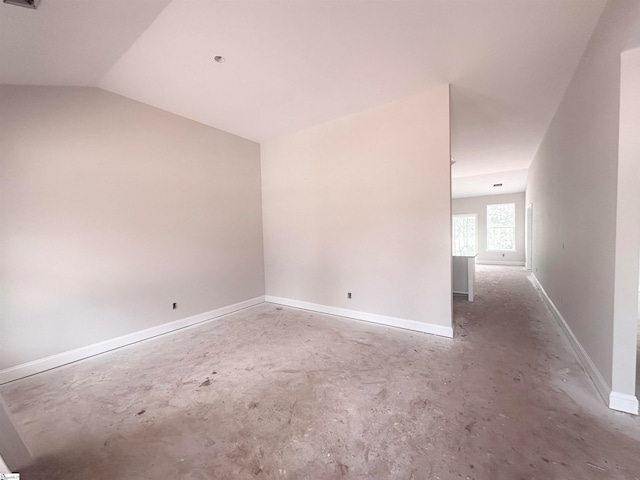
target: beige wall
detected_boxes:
[261,86,452,328]
[452,192,525,265]
[526,0,640,397]
[0,86,265,370]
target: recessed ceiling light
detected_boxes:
[493,183,503,187]
[214,56,226,63]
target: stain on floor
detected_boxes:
[1,266,639,479]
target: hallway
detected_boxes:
[1,267,639,479]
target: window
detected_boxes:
[487,203,516,251]
[452,214,477,256]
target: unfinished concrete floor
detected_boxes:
[2,266,639,479]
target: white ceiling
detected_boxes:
[0,0,171,86]
[451,168,528,199]
[1,0,606,198]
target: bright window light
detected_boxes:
[452,213,477,256]
[487,203,516,251]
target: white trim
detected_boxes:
[467,256,475,301]
[609,391,639,415]
[265,296,454,338]
[530,275,611,406]
[476,260,525,266]
[0,296,265,385]
[525,203,533,271]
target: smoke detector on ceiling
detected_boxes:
[3,0,40,8]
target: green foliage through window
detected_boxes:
[487,203,515,250]
[452,214,477,256]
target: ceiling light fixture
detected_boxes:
[493,183,503,187]
[3,0,40,8]
[214,56,226,63]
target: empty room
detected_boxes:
[1,0,639,478]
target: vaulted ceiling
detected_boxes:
[0,0,606,197]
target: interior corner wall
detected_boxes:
[525,0,640,393]
[452,192,525,265]
[0,86,265,371]
[261,85,452,329]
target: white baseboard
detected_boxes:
[0,296,265,385]
[609,391,639,415]
[476,260,525,266]
[265,296,454,338]
[530,275,613,408]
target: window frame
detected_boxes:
[452,213,478,256]
[486,203,516,252]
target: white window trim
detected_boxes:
[486,203,516,252]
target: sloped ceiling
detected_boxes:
[1,0,606,197]
[0,0,172,85]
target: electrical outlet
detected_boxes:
[347,292,352,299]
[172,302,178,310]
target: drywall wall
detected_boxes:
[526,0,640,406]
[0,86,265,370]
[452,192,525,265]
[261,86,452,330]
